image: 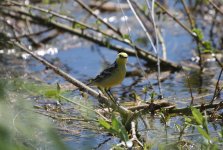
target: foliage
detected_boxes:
[192,28,215,53]
[99,114,129,143]
[192,28,204,41]
[0,78,68,150]
[184,107,221,149]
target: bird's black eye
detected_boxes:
[119,55,127,58]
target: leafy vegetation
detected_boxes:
[0,78,68,150]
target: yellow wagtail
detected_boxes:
[91,52,128,100]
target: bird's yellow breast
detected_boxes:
[94,65,126,89]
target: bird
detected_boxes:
[90,52,128,101]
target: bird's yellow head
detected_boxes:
[116,52,128,65]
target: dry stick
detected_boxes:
[180,0,194,28]
[127,101,222,115]
[74,0,122,36]
[130,121,143,147]
[209,0,223,15]
[209,11,218,47]
[2,7,182,71]
[115,121,143,148]
[169,102,223,114]
[14,42,132,118]
[94,93,221,114]
[127,100,176,112]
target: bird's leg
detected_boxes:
[98,87,116,105]
[105,89,121,108]
[105,89,117,104]
[107,89,117,101]
[98,87,111,101]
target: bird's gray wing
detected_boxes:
[93,61,117,82]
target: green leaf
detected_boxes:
[98,118,111,130]
[202,41,212,50]
[142,4,147,14]
[122,34,130,40]
[184,116,192,123]
[192,28,204,40]
[119,128,129,142]
[197,126,210,141]
[142,86,148,93]
[111,115,129,142]
[202,49,212,53]
[175,124,181,132]
[99,116,129,142]
[203,111,209,134]
[191,107,203,125]
[111,114,120,131]
[218,128,223,138]
[135,37,148,47]
[42,0,50,4]
[150,91,157,100]
[44,89,60,98]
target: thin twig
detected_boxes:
[210,68,223,104]
[155,1,196,38]
[209,0,223,15]
[74,0,122,36]
[180,0,194,28]
[209,11,218,48]
[115,121,143,148]
[184,72,194,105]
[130,121,143,147]
[169,102,223,114]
